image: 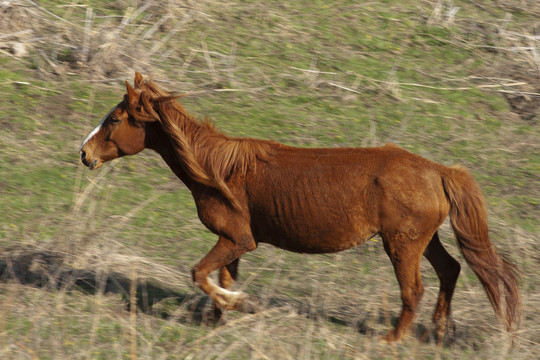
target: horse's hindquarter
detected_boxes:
[246,146,384,253]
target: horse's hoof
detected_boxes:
[379,331,401,344]
[236,298,260,314]
[215,289,248,310]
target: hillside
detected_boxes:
[0,0,539,358]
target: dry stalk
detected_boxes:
[178,307,283,358]
[141,13,172,40]
[0,285,14,351]
[87,274,105,357]
[200,37,220,85]
[14,341,39,360]
[130,266,138,360]
[25,0,82,29]
[82,7,93,63]
[148,12,193,57]
[72,161,117,214]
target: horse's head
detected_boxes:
[79,72,155,169]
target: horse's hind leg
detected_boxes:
[219,258,240,290]
[212,258,241,320]
[381,231,431,342]
[424,231,461,341]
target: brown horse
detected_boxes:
[79,72,521,342]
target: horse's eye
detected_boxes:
[110,117,121,124]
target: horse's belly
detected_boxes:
[250,201,378,254]
[264,231,375,254]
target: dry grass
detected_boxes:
[1,0,539,359]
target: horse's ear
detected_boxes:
[125,80,140,107]
[134,72,144,88]
[125,79,157,122]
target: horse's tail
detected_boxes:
[442,165,521,332]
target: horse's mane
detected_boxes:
[125,79,275,209]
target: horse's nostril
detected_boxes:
[80,150,88,166]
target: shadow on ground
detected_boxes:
[0,246,453,345]
[0,246,220,324]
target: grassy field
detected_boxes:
[1,0,539,358]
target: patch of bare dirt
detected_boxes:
[500,64,540,121]
[483,23,540,121]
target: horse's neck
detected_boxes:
[147,107,223,188]
[145,120,196,189]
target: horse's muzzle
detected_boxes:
[80,150,100,169]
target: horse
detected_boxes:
[79,72,521,342]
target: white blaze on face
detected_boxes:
[79,106,118,151]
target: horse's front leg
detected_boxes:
[192,236,255,310]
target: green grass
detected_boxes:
[1,0,539,358]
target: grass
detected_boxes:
[1,0,539,358]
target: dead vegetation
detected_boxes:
[480,17,540,121]
[0,0,200,78]
[2,0,538,117]
[1,0,539,359]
